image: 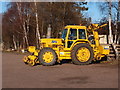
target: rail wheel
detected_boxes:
[28,60,35,66]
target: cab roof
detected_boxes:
[65,25,86,29]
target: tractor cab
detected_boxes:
[61,25,88,48]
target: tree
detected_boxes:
[33,1,41,48]
[99,1,120,44]
[0,13,2,44]
[2,2,89,51]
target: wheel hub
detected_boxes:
[43,52,53,63]
[77,47,90,62]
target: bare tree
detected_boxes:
[2,2,89,50]
[108,1,113,44]
[99,1,120,44]
[34,0,41,48]
[16,2,29,48]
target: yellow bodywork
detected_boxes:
[23,46,40,66]
[28,46,36,53]
[23,24,110,66]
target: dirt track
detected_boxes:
[2,52,118,88]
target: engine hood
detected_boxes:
[40,38,63,45]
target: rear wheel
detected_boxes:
[38,47,57,66]
[71,43,94,65]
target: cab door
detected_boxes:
[66,28,78,48]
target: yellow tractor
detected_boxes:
[23,24,110,66]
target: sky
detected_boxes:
[83,2,102,23]
[0,1,109,23]
[0,1,8,13]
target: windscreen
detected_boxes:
[61,29,67,40]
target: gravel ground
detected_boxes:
[2,52,118,88]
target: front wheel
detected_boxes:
[71,43,94,65]
[38,47,57,66]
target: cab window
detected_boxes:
[69,29,77,40]
[79,29,86,39]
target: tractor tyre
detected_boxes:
[38,47,57,66]
[71,43,94,65]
